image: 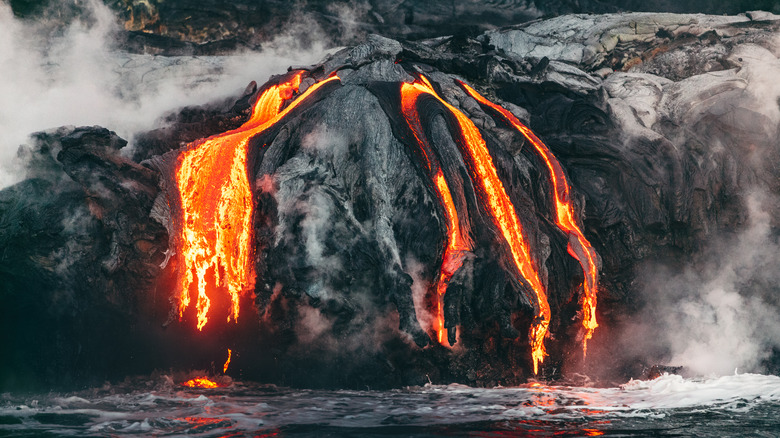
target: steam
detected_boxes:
[640,190,780,376]
[270,124,421,355]
[406,256,434,337]
[0,0,329,188]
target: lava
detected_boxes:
[458,81,599,354]
[175,72,339,330]
[401,76,550,373]
[400,81,470,347]
[223,348,232,373]
[182,377,220,388]
[431,171,469,346]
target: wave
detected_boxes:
[2,373,779,436]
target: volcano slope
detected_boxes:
[2,12,780,389]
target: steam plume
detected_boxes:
[0,0,328,188]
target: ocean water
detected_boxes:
[2,373,779,437]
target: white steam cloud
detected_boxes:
[0,0,329,188]
[641,190,780,376]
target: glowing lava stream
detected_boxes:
[400,82,470,347]
[458,81,599,354]
[432,171,469,346]
[176,72,340,330]
[402,76,551,373]
[223,349,232,373]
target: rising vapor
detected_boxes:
[0,0,328,188]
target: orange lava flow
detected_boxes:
[458,81,599,355]
[403,76,550,373]
[432,170,469,346]
[223,348,232,373]
[176,72,340,330]
[182,377,220,388]
[400,82,470,347]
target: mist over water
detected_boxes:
[0,0,328,188]
[622,190,780,377]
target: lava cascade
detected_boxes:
[400,82,471,347]
[175,66,592,375]
[175,72,340,330]
[458,81,599,353]
[400,76,551,373]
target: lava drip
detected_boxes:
[458,81,599,354]
[400,82,470,347]
[175,72,340,330]
[223,349,232,373]
[402,76,551,373]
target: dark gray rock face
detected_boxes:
[3,12,780,389]
[11,0,779,55]
[101,0,779,51]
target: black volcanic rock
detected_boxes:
[102,1,780,51]
[3,12,780,389]
[0,127,170,389]
[12,0,779,55]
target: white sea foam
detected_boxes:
[2,374,779,436]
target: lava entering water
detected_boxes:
[400,82,470,347]
[182,377,220,388]
[401,76,550,373]
[458,81,599,354]
[175,72,339,330]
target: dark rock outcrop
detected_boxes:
[10,0,779,55]
[0,127,170,389]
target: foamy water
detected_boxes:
[2,373,779,436]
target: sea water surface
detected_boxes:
[2,373,780,437]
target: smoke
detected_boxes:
[638,190,780,376]
[406,256,434,337]
[592,38,780,380]
[0,0,329,188]
[324,0,373,44]
[295,305,335,346]
[269,123,424,357]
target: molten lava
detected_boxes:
[458,81,599,354]
[432,171,469,345]
[223,349,232,373]
[401,76,550,373]
[182,377,220,388]
[400,81,470,347]
[175,72,340,330]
